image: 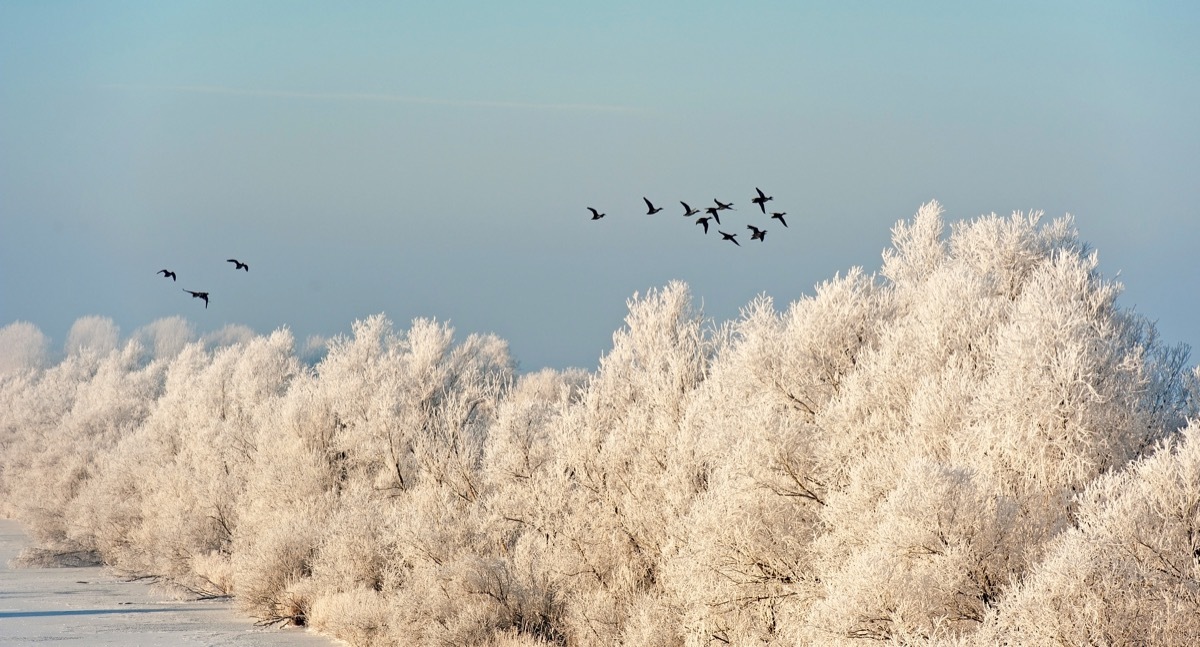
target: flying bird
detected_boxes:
[751,188,774,213]
[771,212,788,227]
[704,206,722,224]
[747,225,767,241]
[719,230,740,246]
[680,201,700,217]
[588,207,605,220]
[643,197,663,215]
[696,216,712,234]
[157,269,177,281]
[227,259,249,271]
[714,199,735,211]
[183,289,210,308]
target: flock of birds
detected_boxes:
[587,187,789,247]
[152,190,787,312]
[156,259,250,309]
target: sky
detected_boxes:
[2,2,1197,371]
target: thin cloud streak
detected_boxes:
[102,83,638,114]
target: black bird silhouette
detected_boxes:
[696,216,712,234]
[714,199,735,211]
[227,259,249,271]
[751,188,774,213]
[747,225,767,242]
[719,230,740,246]
[704,206,722,224]
[588,207,605,220]
[771,212,788,227]
[157,269,177,281]
[183,289,210,308]
[680,201,700,217]
[644,197,663,215]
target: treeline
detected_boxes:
[2,202,1197,646]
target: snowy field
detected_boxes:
[0,519,336,646]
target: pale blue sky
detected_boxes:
[2,2,1197,369]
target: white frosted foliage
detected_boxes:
[1,203,1194,645]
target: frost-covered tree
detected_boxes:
[487,282,719,645]
[805,203,1193,643]
[64,315,120,357]
[0,321,49,375]
[226,315,518,638]
[56,330,298,598]
[978,416,1200,646]
[132,316,196,361]
[201,323,258,350]
[304,315,512,501]
[2,335,166,561]
[299,334,330,365]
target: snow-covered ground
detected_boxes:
[0,519,338,646]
